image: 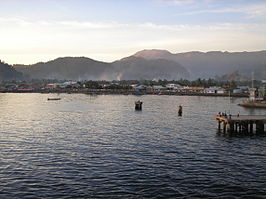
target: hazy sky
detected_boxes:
[0,0,266,64]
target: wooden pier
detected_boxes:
[215,115,266,135]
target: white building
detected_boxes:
[204,87,226,94]
[59,81,78,88]
[132,85,146,91]
[166,83,182,90]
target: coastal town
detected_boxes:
[1,79,265,98]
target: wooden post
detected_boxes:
[243,122,248,134]
[232,123,236,135]
[240,123,243,133]
[229,122,234,133]
[178,105,182,116]
[218,121,221,132]
[223,122,226,134]
[256,121,260,134]
[249,122,253,134]
[256,121,264,134]
[235,122,239,133]
[135,101,143,110]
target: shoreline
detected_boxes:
[0,89,249,97]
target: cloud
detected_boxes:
[176,2,266,19]
[158,0,216,6]
[158,0,266,20]
[242,3,266,18]
[0,17,265,64]
[161,0,196,6]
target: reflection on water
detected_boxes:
[0,93,266,198]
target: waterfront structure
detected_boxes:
[216,114,266,135]
[45,83,60,89]
[59,81,78,88]
[183,86,204,93]
[152,85,165,91]
[204,87,226,94]
[166,83,182,90]
[259,80,266,99]
[239,80,266,108]
[132,85,146,92]
[178,105,182,116]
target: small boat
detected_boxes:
[239,99,266,108]
[238,87,266,108]
[47,97,61,101]
[239,76,266,108]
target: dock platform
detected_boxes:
[215,115,266,135]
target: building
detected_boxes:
[59,81,78,88]
[166,83,182,90]
[183,86,204,93]
[45,83,60,89]
[152,85,166,91]
[258,80,266,99]
[204,87,226,94]
[132,85,146,93]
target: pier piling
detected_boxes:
[135,101,143,110]
[178,105,183,116]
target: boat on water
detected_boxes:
[239,99,266,108]
[238,82,266,108]
[47,97,61,101]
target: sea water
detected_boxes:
[0,93,265,198]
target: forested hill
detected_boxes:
[0,60,24,81]
[14,56,189,80]
[134,50,266,80]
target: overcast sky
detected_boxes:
[0,0,266,64]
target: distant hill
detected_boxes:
[14,56,189,80]
[10,49,266,81]
[14,57,114,80]
[112,56,189,80]
[0,60,24,81]
[134,49,266,80]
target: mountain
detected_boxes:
[11,49,266,80]
[112,56,189,80]
[14,57,114,80]
[14,56,189,80]
[134,49,173,60]
[0,60,24,81]
[134,49,266,80]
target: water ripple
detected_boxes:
[0,94,266,198]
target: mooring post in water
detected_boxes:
[256,121,264,135]
[223,122,226,133]
[135,100,143,110]
[249,122,253,134]
[178,105,182,116]
[229,122,234,134]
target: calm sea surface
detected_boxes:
[0,93,266,199]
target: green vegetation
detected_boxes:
[1,78,262,90]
